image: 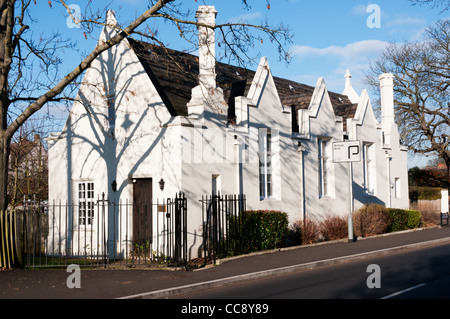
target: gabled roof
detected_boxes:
[128,38,357,128]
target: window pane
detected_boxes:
[258,128,276,199]
[77,182,95,226]
[87,202,94,225]
[79,202,86,225]
[319,139,330,197]
[363,143,375,194]
[395,178,401,198]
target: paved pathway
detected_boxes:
[1,226,450,299]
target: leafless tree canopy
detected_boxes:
[365,19,450,180]
[409,0,450,12]
[0,0,292,210]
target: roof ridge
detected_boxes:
[127,37,356,120]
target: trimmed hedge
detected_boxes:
[238,210,289,253]
[409,186,442,201]
[222,206,422,258]
[353,204,422,234]
[387,208,422,232]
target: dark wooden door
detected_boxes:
[133,178,153,245]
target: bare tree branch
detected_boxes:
[409,0,450,13]
[0,0,293,211]
[365,19,450,179]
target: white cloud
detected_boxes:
[288,40,388,94]
[227,12,262,24]
[351,4,369,15]
[386,17,426,27]
[290,40,387,64]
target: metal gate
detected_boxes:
[201,194,246,265]
[11,192,187,269]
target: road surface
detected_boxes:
[172,241,450,299]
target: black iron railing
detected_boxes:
[10,192,187,269]
[201,194,246,265]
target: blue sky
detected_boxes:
[34,0,445,92]
[32,0,446,166]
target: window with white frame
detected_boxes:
[395,178,401,198]
[363,143,375,195]
[77,182,95,226]
[259,128,273,200]
[212,174,221,196]
[318,138,331,198]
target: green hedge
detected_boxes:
[238,210,289,253]
[387,208,422,232]
[409,186,442,201]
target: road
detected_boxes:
[172,241,450,299]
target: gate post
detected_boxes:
[172,192,187,268]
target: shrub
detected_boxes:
[388,209,422,232]
[420,211,440,227]
[319,215,348,241]
[238,210,289,253]
[353,204,390,238]
[289,219,320,245]
[409,186,442,201]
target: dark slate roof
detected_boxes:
[128,38,357,130]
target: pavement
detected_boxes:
[1,226,450,299]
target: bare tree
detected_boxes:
[0,0,292,212]
[0,0,292,268]
[365,19,450,183]
[409,0,450,12]
[8,118,50,208]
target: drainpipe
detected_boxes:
[297,142,307,222]
[234,136,244,211]
[386,151,392,208]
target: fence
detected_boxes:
[0,210,18,268]
[441,213,449,227]
[201,194,246,265]
[2,192,187,269]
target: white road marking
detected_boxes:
[380,283,427,299]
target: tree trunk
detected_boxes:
[0,134,18,269]
[0,135,11,212]
[0,1,12,212]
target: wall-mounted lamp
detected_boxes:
[296,141,306,152]
[343,132,349,141]
[159,178,165,191]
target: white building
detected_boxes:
[47,6,409,259]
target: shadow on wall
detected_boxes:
[353,180,385,209]
[55,31,172,256]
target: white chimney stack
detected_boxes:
[379,73,395,128]
[187,6,226,123]
[196,5,217,89]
